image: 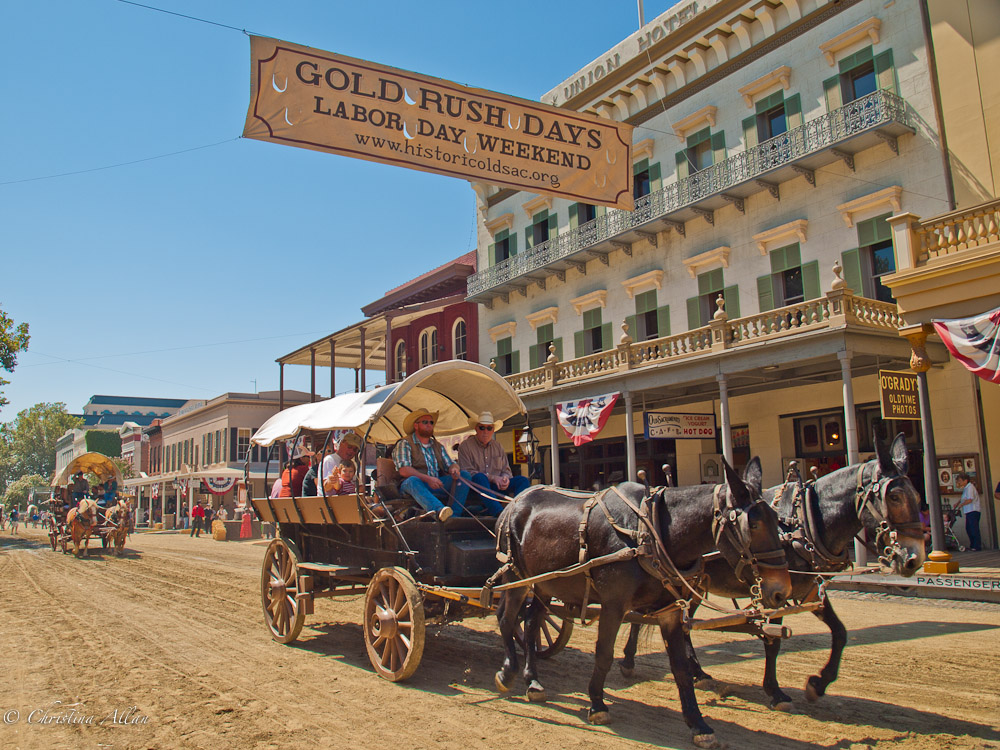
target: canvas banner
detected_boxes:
[932,305,1000,384]
[556,392,619,447]
[243,36,635,209]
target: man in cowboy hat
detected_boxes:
[392,408,471,522]
[457,411,531,515]
[320,432,363,495]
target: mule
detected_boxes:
[493,458,791,748]
[67,498,99,558]
[104,498,132,557]
[620,431,925,710]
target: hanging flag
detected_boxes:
[202,477,238,496]
[932,306,1000,384]
[556,392,619,447]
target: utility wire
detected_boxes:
[114,0,251,34]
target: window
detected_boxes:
[205,432,212,466]
[675,128,724,179]
[525,210,557,249]
[489,229,516,265]
[495,336,518,376]
[743,92,802,148]
[633,159,661,199]
[528,323,563,368]
[686,269,740,329]
[419,327,438,369]
[756,244,820,311]
[215,429,222,464]
[182,440,189,468]
[575,308,610,357]
[394,340,407,381]
[840,213,896,303]
[570,202,597,228]
[626,290,670,341]
[453,319,467,361]
[824,47,896,110]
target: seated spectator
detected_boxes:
[456,412,531,516]
[325,462,358,496]
[278,443,313,497]
[392,408,471,522]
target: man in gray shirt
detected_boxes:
[456,412,531,516]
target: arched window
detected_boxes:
[394,340,407,381]
[453,319,467,360]
[419,327,438,369]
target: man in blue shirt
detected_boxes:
[392,408,471,522]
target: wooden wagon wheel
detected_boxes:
[515,599,574,660]
[47,519,58,551]
[363,567,425,682]
[260,537,306,644]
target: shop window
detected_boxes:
[489,229,516,266]
[675,128,725,179]
[419,327,438,369]
[625,290,670,341]
[495,336,518,376]
[686,268,740,329]
[824,46,897,110]
[756,243,821,311]
[529,323,563,368]
[453,319,467,361]
[840,213,896,303]
[525,210,557,249]
[574,308,610,357]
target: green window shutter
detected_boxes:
[548,213,558,238]
[574,330,586,358]
[742,116,758,148]
[536,323,553,343]
[875,49,897,94]
[601,323,612,352]
[841,249,864,295]
[772,243,800,273]
[488,242,496,267]
[675,149,689,180]
[510,351,520,374]
[711,131,726,165]
[635,289,656,314]
[633,157,649,175]
[648,162,662,192]
[568,203,578,230]
[596,205,607,218]
[757,274,775,312]
[525,225,533,250]
[687,296,702,329]
[656,306,671,337]
[508,232,517,256]
[770,246,786,274]
[553,337,563,361]
[723,285,740,318]
[823,76,842,111]
[784,94,802,129]
[497,337,511,357]
[528,343,539,370]
[802,260,821,300]
[624,314,637,341]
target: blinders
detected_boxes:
[855,463,923,563]
[712,485,787,587]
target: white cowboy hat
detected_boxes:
[468,411,503,432]
[339,432,363,451]
[403,408,439,435]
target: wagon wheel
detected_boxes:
[47,519,58,551]
[515,599,574,660]
[363,567,425,682]
[261,537,306,644]
[58,525,69,554]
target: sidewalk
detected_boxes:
[828,548,1000,603]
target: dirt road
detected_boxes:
[1,527,998,750]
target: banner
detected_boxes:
[932,306,1000,384]
[556,392,619,446]
[202,477,238,496]
[244,37,635,209]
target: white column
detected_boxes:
[717,373,733,464]
[624,391,637,482]
[550,404,561,486]
[839,350,866,566]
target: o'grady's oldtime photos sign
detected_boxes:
[879,369,920,421]
[243,37,635,210]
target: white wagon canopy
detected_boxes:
[250,360,527,447]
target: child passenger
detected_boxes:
[325,462,358,496]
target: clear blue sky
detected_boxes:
[1,0,682,418]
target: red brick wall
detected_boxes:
[390,301,478,380]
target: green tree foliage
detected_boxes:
[85,430,122,458]
[2,473,48,510]
[0,305,30,411]
[0,403,82,494]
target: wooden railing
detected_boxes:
[917,197,1000,262]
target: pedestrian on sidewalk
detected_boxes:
[955,473,982,551]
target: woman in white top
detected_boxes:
[955,473,982,551]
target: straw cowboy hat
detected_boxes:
[468,411,504,432]
[339,432,363,451]
[403,408,439,435]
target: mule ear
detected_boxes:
[890,432,908,475]
[722,456,751,509]
[743,456,763,496]
[874,424,892,475]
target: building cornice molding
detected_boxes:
[837,186,902,228]
[818,17,881,66]
[737,65,792,108]
[488,321,517,343]
[570,290,608,316]
[525,306,560,331]
[752,219,808,255]
[621,270,665,298]
[683,246,730,278]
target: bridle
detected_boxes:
[711,485,787,604]
[854,462,923,570]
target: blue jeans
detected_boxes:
[400,471,472,515]
[965,510,982,550]
[468,473,531,516]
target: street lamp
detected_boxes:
[518,424,540,480]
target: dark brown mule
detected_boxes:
[493,458,790,748]
[620,431,925,710]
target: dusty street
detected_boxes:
[1,527,998,750]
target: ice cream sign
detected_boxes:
[644,412,717,439]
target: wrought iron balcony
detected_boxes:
[468,90,914,302]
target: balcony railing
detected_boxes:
[504,287,904,394]
[469,90,912,298]
[917,197,1000,262]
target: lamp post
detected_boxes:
[518,424,540,482]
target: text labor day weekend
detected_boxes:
[243,37,635,210]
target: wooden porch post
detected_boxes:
[329,338,336,397]
[310,347,316,402]
[359,327,367,392]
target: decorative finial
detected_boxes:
[831,260,848,291]
[546,342,558,364]
[713,294,728,321]
[620,320,633,345]
[489,358,497,370]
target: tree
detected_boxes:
[0,402,82,494]
[2,473,48,510]
[0,305,30,411]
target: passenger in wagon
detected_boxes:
[278,442,314,497]
[392,408,471,522]
[320,432,363,492]
[456,411,530,516]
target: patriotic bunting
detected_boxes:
[202,477,238,496]
[933,306,1000,384]
[556,392,619,447]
